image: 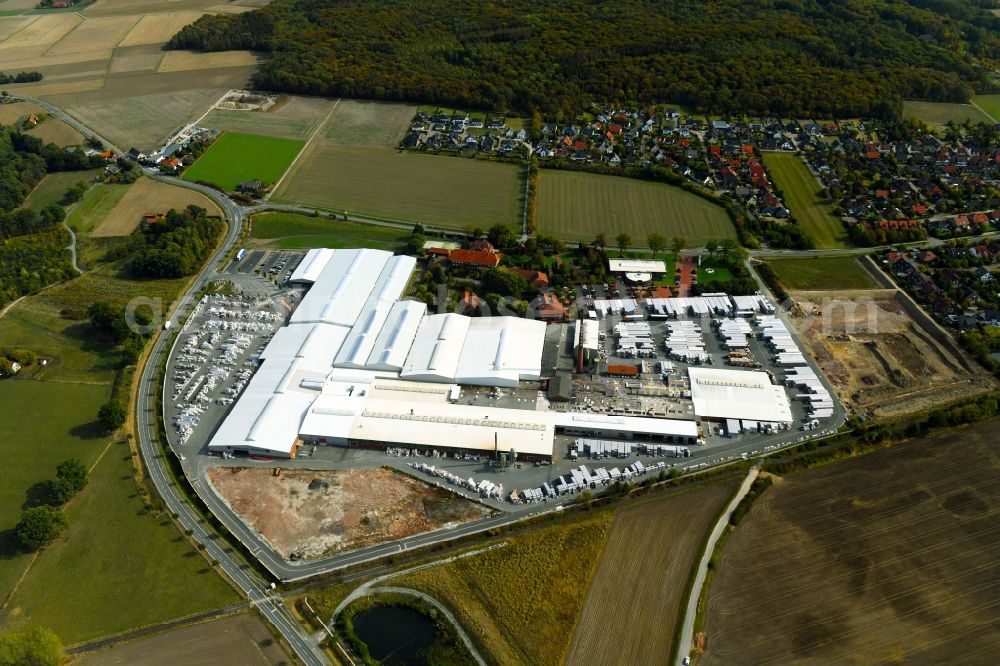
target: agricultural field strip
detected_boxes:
[729,580,1000,661]
[705,452,1000,652]
[718,463,1000,551]
[266,98,340,198]
[712,522,1000,616]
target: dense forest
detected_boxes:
[129,206,224,279]
[167,0,1000,118]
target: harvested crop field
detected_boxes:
[324,99,416,147]
[119,11,204,47]
[0,13,81,57]
[536,170,736,245]
[91,177,221,237]
[202,95,333,140]
[0,16,36,43]
[274,143,522,228]
[25,118,84,146]
[207,466,495,559]
[701,419,1000,664]
[565,479,740,666]
[77,614,287,666]
[158,49,264,73]
[64,88,226,150]
[46,16,139,55]
[788,289,995,417]
[0,100,41,125]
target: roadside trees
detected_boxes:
[615,232,631,256]
[97,400,126,433]
[15,506,66,551]
[647,233,667,259]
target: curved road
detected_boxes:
[14,95,328,666]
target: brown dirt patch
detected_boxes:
[77,613,288,666]
[702,419,1000,664]
[565,479,741,665]
[788,290,995,417]
[207,466,495,559]
[91,177,222,237]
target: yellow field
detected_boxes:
[0,16,37,42]
[119,11,205,47]
[26,120,84,147]
[206,3,256,12]
[92,177,222,237]
[2,49,114,72]
[0,101,41,125]
[108,48,164,74]
[158,50,264,72]
[3,79,105,97]
[0,14,82,56]
[47,16,140,55]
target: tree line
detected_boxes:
[165,0,1000,119]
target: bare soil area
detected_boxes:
[77,614,288,666]
[207,466,495,559]
[701,418,1000,664]
[789,290,995,417]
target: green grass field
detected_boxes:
[972,94,1000,123]
[4,437,237,644]
[182,132,304,190]
[0,381,110,600]
[766,256,879,290]
[761,152,847,249]
[250,212,409,251]
[535,170,735,246]
[0,261,236,643]
[274,144,522,229]
[903,101,993,127]
[65,183,131,234]
[23,169,100,212]
[697,257,734,285]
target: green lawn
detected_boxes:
[903,101,993,127]
[0,381,111,601]
[972,94,1000,123]
[23,169,100,212]
[250,212,409,251]
[535,170,736,246]
[761,152,847,249]
[65,183,131,235]
[696,257,734,285]
[182,132,304,190]
[766,256,879,291]
[4,437,237,644]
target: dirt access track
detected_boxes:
[701,418,1000,664]
[787,288,996,418]
[207,466,495,559]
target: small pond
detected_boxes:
[352,604,440,664]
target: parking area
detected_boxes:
[166,291,287,450]
[229,249,305,287]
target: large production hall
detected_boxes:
[205,248,706,460]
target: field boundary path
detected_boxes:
[675,467,759,665]
[266,98,341,201]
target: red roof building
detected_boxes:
[448,249,502,268]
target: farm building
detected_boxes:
[208,247,701,460]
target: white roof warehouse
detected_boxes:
[205,248,703,459]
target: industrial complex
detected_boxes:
[198,247,833,463]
